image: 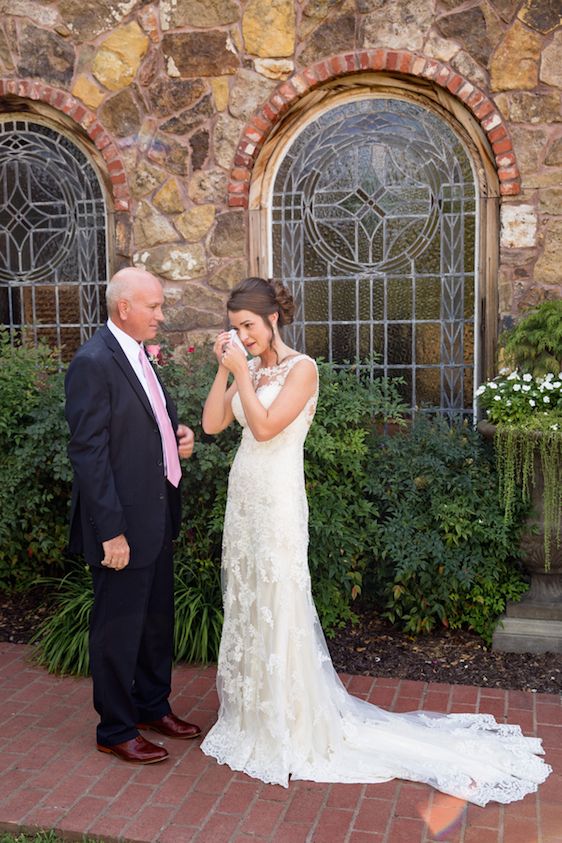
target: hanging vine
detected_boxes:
[494,425,562,570]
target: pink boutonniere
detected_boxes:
[145,344,163,367]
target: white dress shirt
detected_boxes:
[106,318,166,409]
[106,319,170,473]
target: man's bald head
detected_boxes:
[106,267,163,317]
[106,267,165,342]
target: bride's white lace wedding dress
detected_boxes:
[200,354,551,805]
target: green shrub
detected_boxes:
[0,331,72,590]
[365,416,529,644]
[305,363,406,630]
[29,343,529,673]
[33,346,405,672]
[500,299,562,377]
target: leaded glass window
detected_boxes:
[0,118,108,360]
[272,97,478,419]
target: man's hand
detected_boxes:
[176,424,195,459]
[101,534,130,570]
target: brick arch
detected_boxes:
[0,78,131,211]
[228,49,519,208]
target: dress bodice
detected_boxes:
[231,354,318,450]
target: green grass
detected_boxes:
[0,832,104,843]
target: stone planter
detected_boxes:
[478,420,562,653]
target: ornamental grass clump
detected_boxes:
[476,370,562,568]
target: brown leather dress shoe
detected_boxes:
[97,734,169,764]
[137,712,201,740]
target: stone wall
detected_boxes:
[0,0,560,344]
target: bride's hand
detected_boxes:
[221,342,248,377]
[213,331,232,366]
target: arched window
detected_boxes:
[0,116,109,360]
[252,86,498,420]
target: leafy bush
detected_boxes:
[0,331,72,590]
[27,341,529,673]
[305,363,406,630]
[365,416,529,643]
[500,299,562,378]
[33,345,406,673]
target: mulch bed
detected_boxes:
[1,588,561,695]
[0,586,53,645]
[327,607,562,695]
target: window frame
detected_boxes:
[248,75,501,414]
[0,104,112,357]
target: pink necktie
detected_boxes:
[139,348,181,487]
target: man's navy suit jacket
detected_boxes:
[65,325,182,568]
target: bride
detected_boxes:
[200,276,551,806]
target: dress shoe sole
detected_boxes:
[96,744,169,763]
[137,723,201,740]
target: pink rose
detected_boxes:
[146,344,162,366]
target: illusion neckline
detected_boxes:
[254,353,304,374]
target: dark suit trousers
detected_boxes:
[90,495,174,747]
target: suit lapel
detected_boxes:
[100,325,156,422]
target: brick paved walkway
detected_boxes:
[0,642,560,843]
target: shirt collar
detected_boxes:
[107,318,143,360]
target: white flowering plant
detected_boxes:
[476,370,562,431]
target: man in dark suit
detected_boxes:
[65,266,200,764]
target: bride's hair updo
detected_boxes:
[227,277,295,329]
